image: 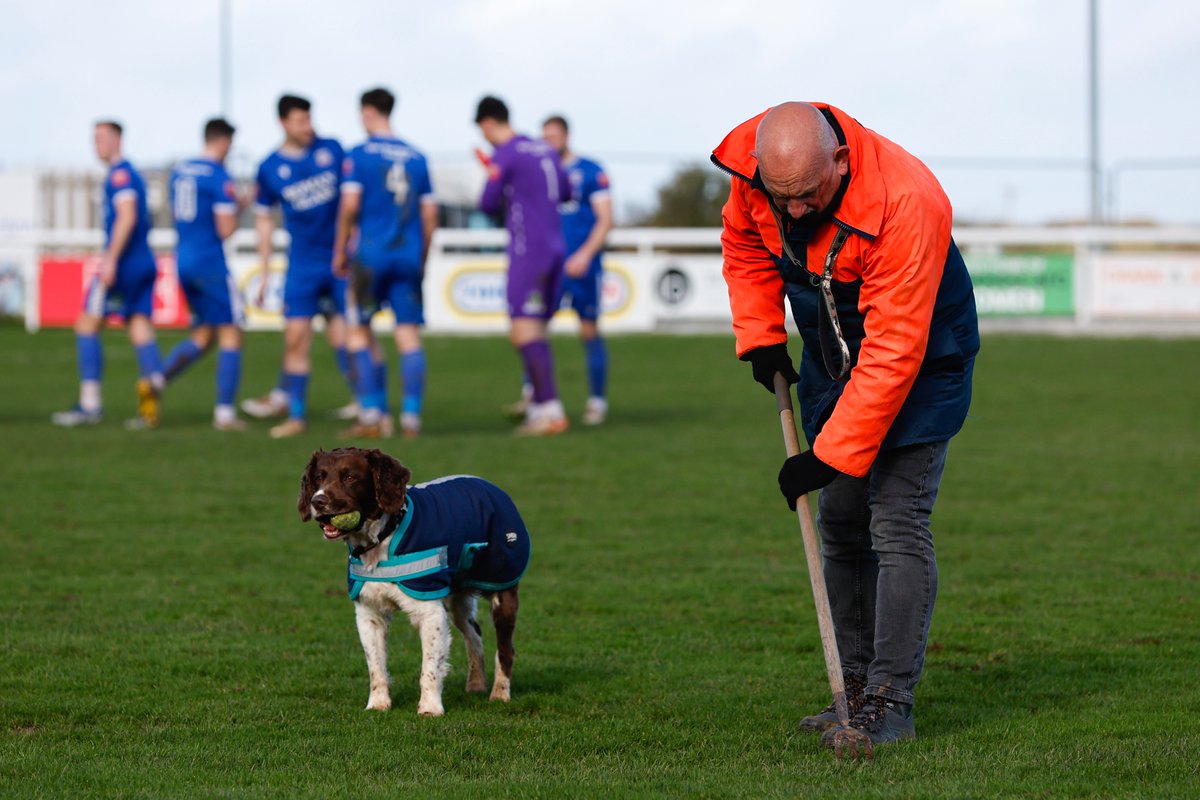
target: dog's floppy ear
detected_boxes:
[368,449,412,515]
[297,449,325,521]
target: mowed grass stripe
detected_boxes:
[1,325,1197,798]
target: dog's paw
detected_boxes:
[489,684,511,703]
[465,675,488,693]
[416,699,445,717]
[365,695,392,712]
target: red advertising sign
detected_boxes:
[38,254,189,328]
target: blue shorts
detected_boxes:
[82,259,156,320]
[179,267,243,327]
[345,260,424,327]
[559,266,602,321]
[283,260,346,319]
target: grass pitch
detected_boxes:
[1,324,1198,798]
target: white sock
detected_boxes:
[80,381,101,413]
[534,399,565,421]
[214,405,236,424]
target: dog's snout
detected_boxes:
[311,493,331,513]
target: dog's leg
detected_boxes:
[489,587,519,702]
[354,602,392,711]
[449,593,487,693]
[414,602,451,716]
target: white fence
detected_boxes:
[4,226,1200,335]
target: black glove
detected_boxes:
[778,450,839,510]
[743,343,799,394]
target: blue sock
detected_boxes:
[215,349,241,407]
[374,359,389,414]
[163,339,203,382]
[400,349,425,416]
[334,346,355,392]
[77,334,103,382]
[285,372,309,421]
[353,350,385,414]
[135,342,164,381]
[585,337,608,398]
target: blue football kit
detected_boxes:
[85,159,158,319]
[558,155,610,321]
[341,135,435,326]
[170,158,242,326]
[254,137,345,319]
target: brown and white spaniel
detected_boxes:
[298,447,529,716]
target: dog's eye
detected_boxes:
[344,473,356,483]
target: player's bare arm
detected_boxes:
[419,197,438,275]
[215,209,238,241]
[565,193,613,278]
[254,211,275,306]
[333,190,362,279]
[102,195,139,287]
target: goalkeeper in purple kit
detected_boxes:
[475,95,572,436]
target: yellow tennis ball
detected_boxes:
[330,511,361,531]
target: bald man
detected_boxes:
[712,103,979,749]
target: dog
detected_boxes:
[298,447,529,716]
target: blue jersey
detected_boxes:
[559,155,610,273]
[103,159,156,276]
[342,135,435,270]
[170,158,237,275]
[254,137,343,269]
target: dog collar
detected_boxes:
[348,505,406,558]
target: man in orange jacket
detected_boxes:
[712,102,979,749]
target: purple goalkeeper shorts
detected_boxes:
[506,253,564,321]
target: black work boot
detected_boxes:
[820,694,916,748]
[799,673,867,733]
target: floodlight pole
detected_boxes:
[219,0,233,119]
[1087,0,1102,225]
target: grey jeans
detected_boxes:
[816,440,949,706]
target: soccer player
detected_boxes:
[161,117,247,431]
[52,121,165,429]
[333,87,438,439]
[475,95,572,436]
[542,115,613,426]
[244,95,352,438]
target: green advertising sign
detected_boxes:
[963,252,1074,316]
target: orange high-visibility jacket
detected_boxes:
[712,104,974,477]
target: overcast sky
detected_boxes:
[2,0,1198,224]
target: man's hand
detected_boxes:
[255,267,270,307]
[744,343,799,393]
[778,450,839,510]
[564,250,590,278]
[98,254,117,288]
[332,250,348,279]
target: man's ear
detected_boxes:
[297,450,325,521]
[834,144,851,177]
[368,449,412,515]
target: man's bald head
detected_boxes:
[755,103,836,174]
[753,102,849,221]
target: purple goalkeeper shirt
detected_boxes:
[479,134,570,271]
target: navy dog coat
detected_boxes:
[347,475,531,601]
